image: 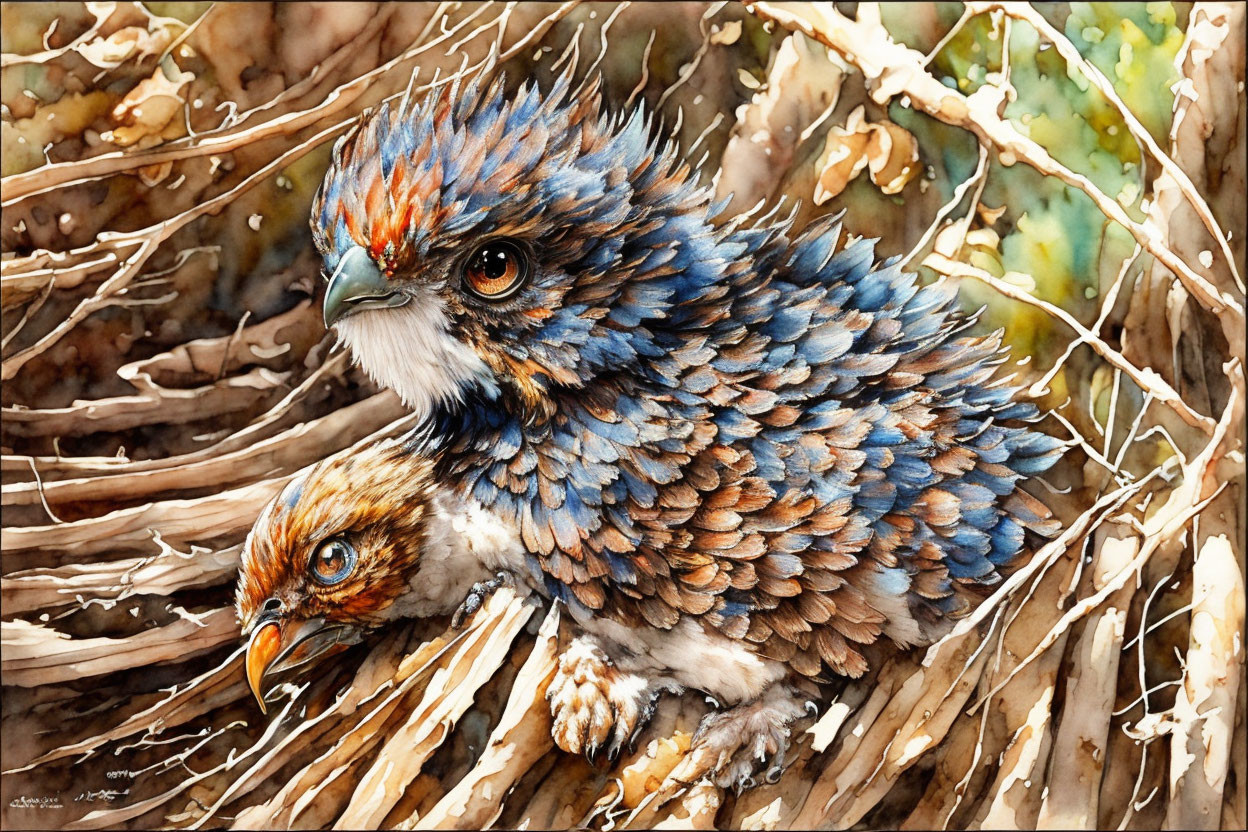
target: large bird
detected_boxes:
[245,70,1063,788]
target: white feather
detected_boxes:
[579,614,787,706]
[385,488,530,620]
[334,293,498,421]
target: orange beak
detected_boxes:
[245,621,283,714]
[244,616,360,713]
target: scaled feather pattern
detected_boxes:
[309,71,1063,681]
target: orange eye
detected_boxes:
[463,240,528,300]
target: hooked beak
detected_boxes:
[322,246,409,328]
[245,614,360,713]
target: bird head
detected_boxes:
[235,440,436,712]
[311,70,718,426]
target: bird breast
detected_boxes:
[385,488,531,620]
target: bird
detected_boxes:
[236,441,528,714]
[281,68,1064,789]
[235,444,433,713]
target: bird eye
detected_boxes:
[309,538,357,585]
[462,239,528,300]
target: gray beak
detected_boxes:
[322,246,409,328]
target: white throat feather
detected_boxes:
[333,292,498,421]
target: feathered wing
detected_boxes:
[426,215,1062,681]
[687,217,1064,676]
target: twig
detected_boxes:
[687,112,725,157]
[0,3,115,67]
[583,2,630,82]
[655,2,727,110]
[217,312,252,381]
[932,475,1153,649]
[1113,680,1184,718]
[1046,407,1127,480]
[970,365,1240,711]
[902,143,990,268]
[0,2,523,206]
[926,253,1217,435]
[1104,366,1122,461]
[26,458,65,524]
[1116,742,1154,830]
[745,1,1243,323]
[2,119,349,381]
[969,483,1224,714]
[922,5,977,66]
[1,275,56,350]
[1030,245,1145,398]
[975,1,1245,295]
[624,30,657,110]
[1112,392,1155,471]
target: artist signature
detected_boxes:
[8,795,63,810]
[9,789,130,809]
[75,789,130,803]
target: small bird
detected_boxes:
[235,445,433,712]
[290,70,1062,788]
[237,442,526,713]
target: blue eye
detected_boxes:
[310,539,356,585]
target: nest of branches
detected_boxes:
[1,3,1243,830]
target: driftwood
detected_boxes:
[1,3,1243,830]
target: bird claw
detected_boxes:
[670,685,809,794]
[618,687,665,759]
[451,571,509,629]
[548,637,665,765]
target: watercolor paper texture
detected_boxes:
[1,3,1243,830]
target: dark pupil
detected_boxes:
[480,247,510,279]
[319,544,344,574]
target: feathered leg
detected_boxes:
[547,630,678,762]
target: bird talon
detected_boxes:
[450,572,510,629]
[450,592,481,629]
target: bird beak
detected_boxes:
[245,615,360,713]
[322,246,409,328]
